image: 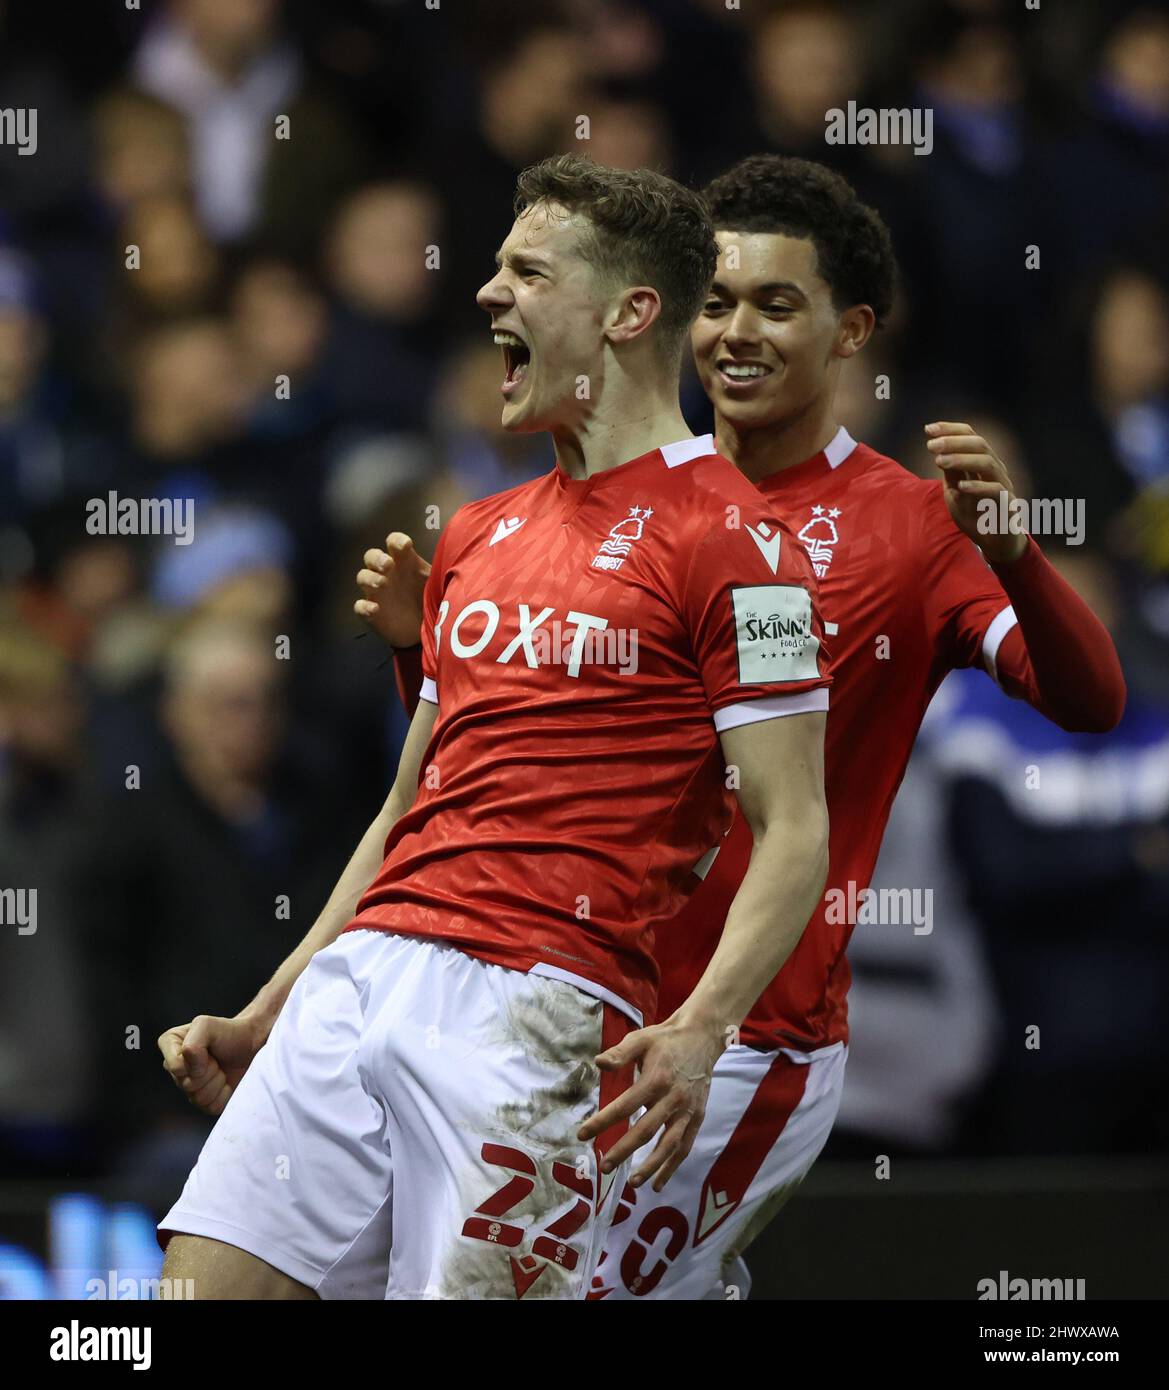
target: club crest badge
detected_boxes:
[797,505,841,577]
[592,505,654,572]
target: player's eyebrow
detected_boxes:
[494,248,553,275]
[709,278,808,303]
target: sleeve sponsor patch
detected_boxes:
[732,584,820,684]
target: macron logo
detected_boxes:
[746,521,781,575]
[697,1183,736,1242]
[490,516,527,547]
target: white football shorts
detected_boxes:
[159,929,634,1299]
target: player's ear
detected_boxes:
[606,286,662,349]
[835,304,875,359]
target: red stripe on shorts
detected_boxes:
[693,1050,809,1246]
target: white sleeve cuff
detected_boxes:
[982,605,1018,686]
[419,676,438,705]
[713,686,829,733]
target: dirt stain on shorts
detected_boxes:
[436,979,604,1299]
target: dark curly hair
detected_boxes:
[514,153,718,358]
[703,155,898,328]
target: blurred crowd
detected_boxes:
[0,0,1167,1183]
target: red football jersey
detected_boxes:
[347,435,831,1024]
[654,428,1019,1050]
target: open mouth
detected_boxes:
[494,330,532,396]
[716,359,774,390]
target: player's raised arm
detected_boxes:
[924,420,1126,732]
[579,709,829,1191]
[158,692,439,1117]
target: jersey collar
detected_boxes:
[756,425,859,492]
[553,433,718,496]
[824,425,858,468]
[660,433,717,468]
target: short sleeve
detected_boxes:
[679,509,832,733]
[919,485,1017,683]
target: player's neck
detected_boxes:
[553,395,691,480]
[716,402,842,485]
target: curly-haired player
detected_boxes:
[367,153,1125,1298]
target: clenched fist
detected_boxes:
[158,1013,268,1117]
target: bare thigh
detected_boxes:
[162,1235,319,1300]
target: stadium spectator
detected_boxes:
[1022,266,1166,532]
[124,318,248,497]
[581,94,675,174]
[79,616,364,1178]
[751,2,863,157]
[0,251,115,549]
[90,88,193,217]
[431,16,589,329]
[0,624,93,1178]
[319,182,445,432]
[1091,269,1169,493]
[932,548,1169,1155]
[131,0,301,243]
[1055,8,1169,275]
[122,193,220,320]
[897,6,1041,408]
[131,0,366,256]
[231,258,330,434]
